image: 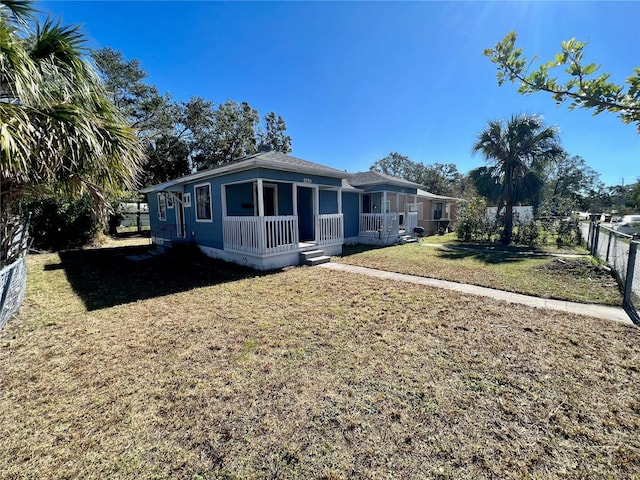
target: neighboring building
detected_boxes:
[142,151,459,270]
[414,189,459,235]
[486,206,534,225]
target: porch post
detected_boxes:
[314,186,320,242]
[221,185,227,219]
[383,191,388,232]
[257,179,264,217]
[293,184,298,216]
[337,187,342,214]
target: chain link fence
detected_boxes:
[0,257,27,329]
[0,215,31,329]
[583,222,639,324]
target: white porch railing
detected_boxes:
[359,213,399,235]
[224,216,299,255]
[317,213,343,245]
[405,211,418,233]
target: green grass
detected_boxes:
[422,232,589,255]
[0,242,638,479]
[339,242,622,305]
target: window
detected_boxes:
[433,202,444,220]
[183,193,192,207]
[167,194,174,209]
[195,184,212,221]
[383,200,391,214]
[157,193,166,221]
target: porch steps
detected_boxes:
[300,249,331,266]
[398,235,419,245]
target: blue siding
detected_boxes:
[257,168,342,187]
[319,190,338,214]
[226,183,254,216]
[342,191,360,238]
[361,185,418,194]
[150,167,347,250]
[276,183,294,215]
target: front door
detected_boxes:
[297,186,315,242]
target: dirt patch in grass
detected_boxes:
[338,243,623,306]
[0,247,639,478]
[537,258,618,283]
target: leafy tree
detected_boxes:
[92,50,293,177]
[91,47,175,138]
[203,100,259,168]
[421,163,465,196]
[371,152,414,178]
[92,47,193,185]
[370,153,464,196]
[485,31,640,131]
[629,181,640,210]
[1,0,143,263]
[539,154,604,216]
[258,112,292,153]
[471,114,563,244]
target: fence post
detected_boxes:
[588,222,594,250]
[606,229,613,262]
[591,223,600,257]
[624,241,638,309]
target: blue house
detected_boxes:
[142,151,431,270]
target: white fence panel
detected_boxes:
[224,216,299,255]
[317,214,343,245]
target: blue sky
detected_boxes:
[40,1,640,187]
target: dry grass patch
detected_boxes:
[0,247,639,479]
[338,243,622,306]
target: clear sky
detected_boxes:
[39,1,640,187]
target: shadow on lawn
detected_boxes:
[436,244,547,265]
[54,244,269,311]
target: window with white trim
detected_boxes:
[167,194,174,209]
[157,193,166,221]
[195,184,212,221]
[183,192,192,207]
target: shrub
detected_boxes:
[455,197,495,242]
[24,195,100,251]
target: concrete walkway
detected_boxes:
[319,262,634,326]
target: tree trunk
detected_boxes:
[502,202,513,244]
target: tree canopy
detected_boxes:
[471,114,564,244]
[0,0,143,263]
[370,153,465,197]
[485,31,640,131]
[92,48,293,184]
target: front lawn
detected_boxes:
[339,242,622,306]
[0,244,638,479]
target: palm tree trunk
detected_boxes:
[502,201,513,244]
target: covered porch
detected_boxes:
[359,191,419,244]
[221,179,344,257]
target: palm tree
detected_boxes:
[471,114,563,244]
[1,0,143,264]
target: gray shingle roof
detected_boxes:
[141,151,348,193]
[347,171,424,189]
[416,189,461,201]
